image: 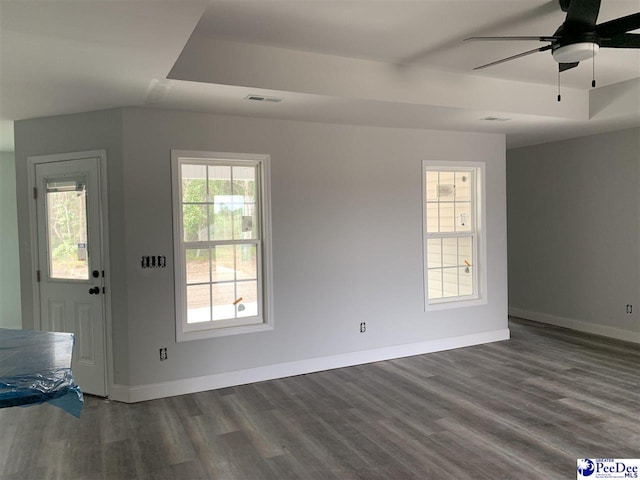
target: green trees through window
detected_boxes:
[46,180,89,280]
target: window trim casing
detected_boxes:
[422,161,488,311]
[171,150,274,341]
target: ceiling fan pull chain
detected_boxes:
[592,44,596,88]
[557,70,561,102]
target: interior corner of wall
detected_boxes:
[108,383,132,403]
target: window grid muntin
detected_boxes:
[425,170,475,234]
[181,163,258,243]
[425,233,475,300]
[183,241,262,324]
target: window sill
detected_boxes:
[425,296,487,312]
[176,321,274,342]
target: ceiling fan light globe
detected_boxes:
[552,42,599,63]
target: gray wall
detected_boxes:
[0,151,21,328]
[14,109,130,384]
[15,107,508,389]
[507,128,640,339]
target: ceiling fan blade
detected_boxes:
[600,33,640,48]
[596,12,640,37]
[565,0,601,29]
[465,36,559,42]
[559,62,579,72]
[473,44,553,70]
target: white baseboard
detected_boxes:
[107,383,131,403]
[108,328,510,404]
[509,307,640,344]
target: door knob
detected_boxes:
[88,287,100,295]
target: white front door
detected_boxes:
[35,156,107,396]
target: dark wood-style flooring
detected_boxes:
[1,318,638,480]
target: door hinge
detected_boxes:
[33,187,37,199]
[36,270,41,282]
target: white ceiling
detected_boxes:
[1,0,639,152]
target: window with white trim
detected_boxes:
[172,151,273,341]
[423,162,485,308]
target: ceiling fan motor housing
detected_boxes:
[551,26,600,63]
[552,40,600,62]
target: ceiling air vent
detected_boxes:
[245,94,283,103]
[482,116,510,122]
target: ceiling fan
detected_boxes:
[466,0,640,79]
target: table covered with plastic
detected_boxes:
[0,328,83,417]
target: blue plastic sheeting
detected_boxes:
[0,328,83,417]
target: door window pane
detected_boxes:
[46,180,89,280]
